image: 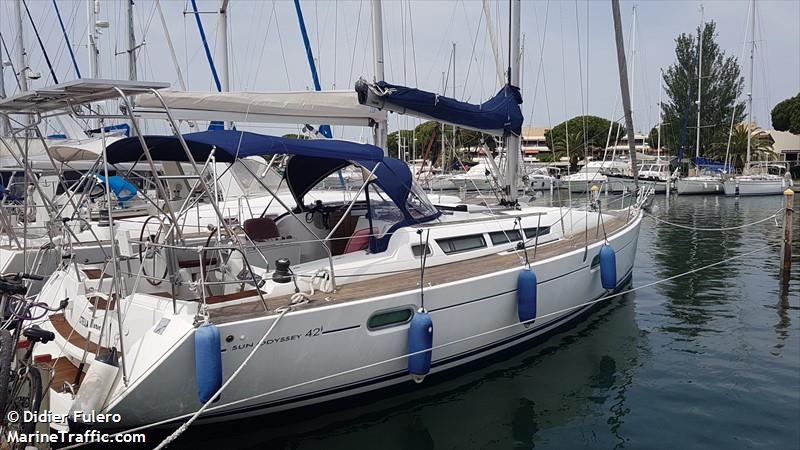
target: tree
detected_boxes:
[771,94,800,134]
[708,123,774,168]
[660,21,745,158]
[388,121,498,163]
[544,115,623,165]
[282,133,308,140]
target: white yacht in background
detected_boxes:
[723,162,793,196]
[606,159,674,194]
[560,160,628,193]
[721,1,792,197]
[676,172,724,195]
[527,166,561,191]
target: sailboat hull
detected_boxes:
[66,213,642,429]
[723,177,792,196]
[676,177,723,195]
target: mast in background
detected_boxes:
[657,68,663,158]
[745,0,755,170]
[371,0,388,152]
[502,0,521,205]
[611,0,639,190]
[126,0,137,81]
[695,5,704,160]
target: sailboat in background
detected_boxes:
[722,0,793,196]
[676,6,726,195]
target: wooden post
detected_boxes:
[781,188,794,285]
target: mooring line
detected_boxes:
[644,208,782,232]
[57,241,782,450]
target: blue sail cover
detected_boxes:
[358,81,523,136]
[694,157,729,173]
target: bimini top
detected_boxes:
[105,131,440,243]
[356,79,523,136]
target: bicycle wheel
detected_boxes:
[0,329,12,412]
[6,366,42,435]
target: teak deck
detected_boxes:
[208,215,628,324]
[50,313,115,355]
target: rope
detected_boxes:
[644,208,781,232]
[53,0,81,78]
[152,308,289,450]
[58,239,781,450]
[289,268,333,306]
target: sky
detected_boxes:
[1,0,798,141]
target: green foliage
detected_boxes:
[771,94,800,134]
[282,133,308,140]
[544,115,623,165]
[388,121,497,162]
[660,21,745,156]
[708,124,774,167]
[648,126,659,149]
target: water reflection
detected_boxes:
[165,295,642,450]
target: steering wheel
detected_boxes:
[138,215,172,286]
[201,228,248,296]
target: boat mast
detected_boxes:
[217,0,231,129]
[695,5,704,160]
[0,46,6,136]
[14,0,28,93]
[87,0,100,79]
[126,0,136,80]
[611,0,639,189]
[745,0,755,170]
[503,0,521,205]
[452,41,456,166]
[657,68,663,158]
[371,0,388,153]
[87,0,100,129]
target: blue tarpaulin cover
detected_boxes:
[358,81,523,136]
[96,175,138,206]
[694,157,729,173]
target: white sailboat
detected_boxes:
[722,0,793,196]
[3,0,646,438]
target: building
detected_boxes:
[608,133,651,154]
[765,129,800,162]
[521,126,551,157]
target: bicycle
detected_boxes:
[0,272,68,445]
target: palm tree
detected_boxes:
[710,123,773,169]
[551,131,586,168]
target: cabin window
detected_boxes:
[436,234,487,254]
[406,179,439,220]
[367,308,414,330]
[411,244,432,257]
[523,226,551,239]
[489,230,523,245]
